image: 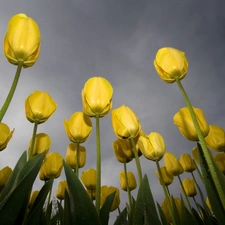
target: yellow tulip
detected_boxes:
[39,152,63,181]
[214,153,225,173]
[4,13,40,68]
[192,147,200,164]
[173,107,209,141]
[182,178,197,197]
[25,91,57,124]
[28,133,51,156]
[81,168,96,190]
[28,190,39,208]
[56,180,68,200]
[164,152,184,176]
[154,166,174,186]
[65,143,86,169]
[204,125,225,152]
[111,105,141,139]
[0,166,12,191]
[0,123,14,151]
[82,77,113,117]
[100,186,120,212]
[120,171,137,192]
[64,112,92,143]
[138,132,166,161]
[154,47,188,83]
[180,154,195,172]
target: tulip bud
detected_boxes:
[192,147,200,164]
[64,112,92,143]
[56,180,68,200]
[82,77,113,117]
[164,152,183,176]
[100,186,120,212]
[154,47,188,83]
[180,154,195,172]
[120,171,137,192]
[81,168,96,190]
[138,132,166,161]
[204,125,225,152]
[4,13,41,68]
[214,153,225,173]
[28,190,39,208]
[173,107,209,141]
[111,105,141,139]
[0,123,14,151]
[182,178,197,197]
[154,166,174,186]
[25,91,57,124]
[39,152,63,181]
[0,166,12,191]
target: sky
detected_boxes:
[0,0,225,223]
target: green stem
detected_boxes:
[123,163,132,213]
[75,142,80,177]
[28,121,38,160]
[95,114,101,215]
[176,78,225,209]
[0,61,23,122]
[130,137,142,184]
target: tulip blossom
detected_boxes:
[180,153,195,172]
[0,166,12,190]
[0,123,14,151]
[56,180,68,200]
[81,168,96,190]
[4,13,41,68]
[214,153,225,173]
[192,147,200,164]
[28,190,39,208]
[120,171,137,192]
[154,166,174,186]
[182,178,197,197]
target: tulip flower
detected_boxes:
[204,125,225,152]
[154,47,188,83]
[173,107,209,141]
[64,112,92,143]
[138,132,166,161]
[100,186,120,212]
[180,153,195,172]
[0,123,14,151]
[214,153,225,173]
[0,166,12,191]
[25,91,57,124]
[39,152,63,181]
[81,168,96,190]
[120,171,137,192]
[192,147,200,164]
[56,180,68,200]
[164,152,183,176]
[111,105,141,139]
[28,133,51,156]
[154,166,174,186]
[4,13,40,68]
[182,178,197,197]
[82,77,113,117]
[28,190,39,208]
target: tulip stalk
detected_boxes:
[0,61,23,122]
[28,121,39,160]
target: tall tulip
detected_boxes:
[120,171,137,192]
[81,168,96,190]
[164,152,183,176]
[154,166,174,186]
[180,153,195,172]
[56,180,68,200]
[0,123,14,151]
[0,166,12,190]
[182,178,197,197]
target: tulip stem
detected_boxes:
[123,163,132,212]
[176,78,225,209]
[28,121,38,160]
[130,137,142,184]
[0,61,23,122]
[95,114,101,215]
[75,142,80,177]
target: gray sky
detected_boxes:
[1,0,225,223]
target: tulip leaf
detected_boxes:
[0,152,45,225]
[113,207,128,225]
[156,202,169,225]
[197,143,225,225]
[191,208,205,225]
[57,201,64,225]
[63,189,73,225]
[197,204,218,225]
[63,160,101,225]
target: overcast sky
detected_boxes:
[1,0,225,223]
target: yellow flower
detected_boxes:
[204,125,225,152]
[154,166,174,186]
[4,13,40,68]
[173,107,209,141]
[64,112,92,143]
[39,152,63,181]
[179,153,195,172]
[192,147,200,164]
[28,133,51,156]
[164,152,184,176]
[214,153,225,173]
[25,91,57,124]
[56,180,68,200]
[28,190,39,208]
[0,166,12,191]
[138,132,166,161]
[120,171,137,192]
[65,143,86,169]
[0,123,14,151]
[182,178,197,197]
[154,47,188,83]
[111,105,141,139]
[81,168,96,190]
[100,186,120,212]
[82,77,113,117]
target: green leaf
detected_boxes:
[156,202,169,225]
[57,201,64,225]
[113,207,128,225]
[63,160,101,225]
[63,190,73,225]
